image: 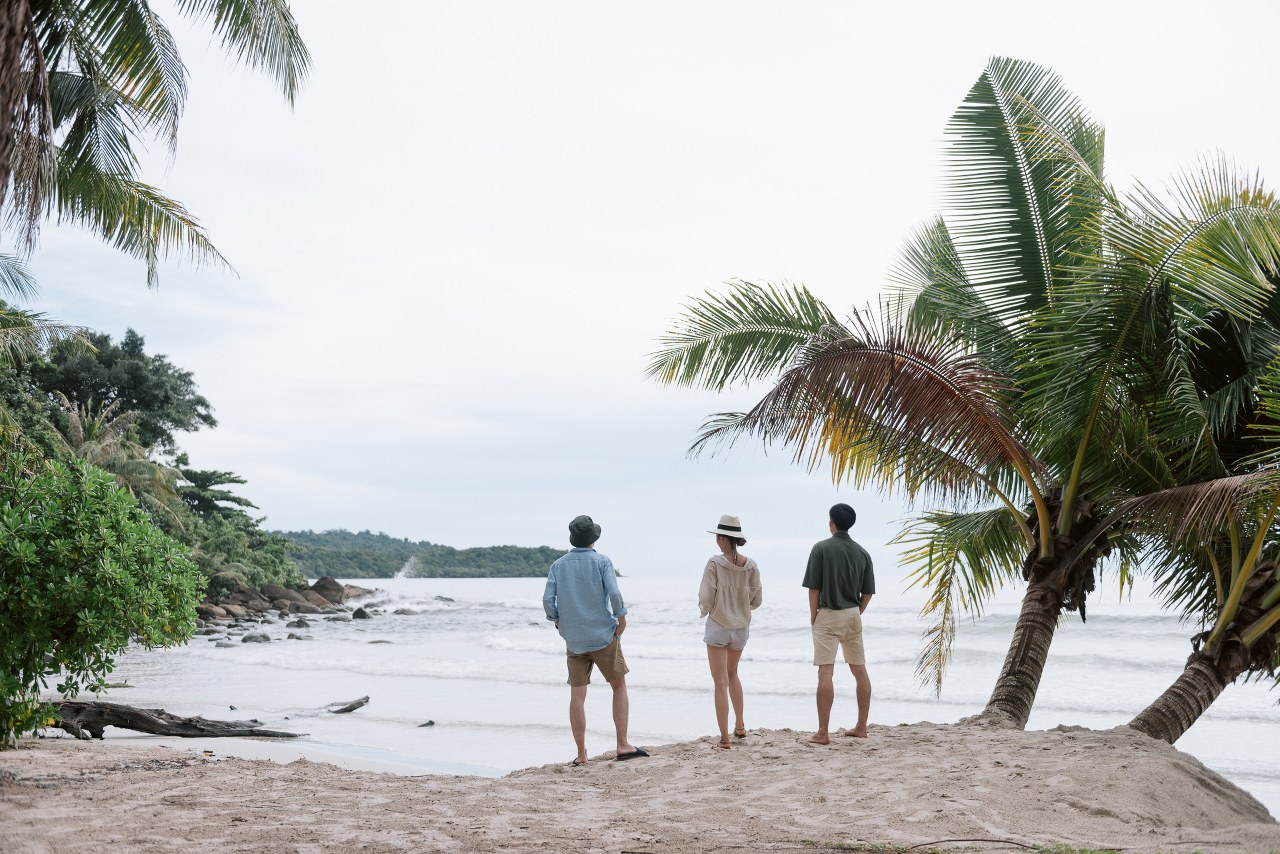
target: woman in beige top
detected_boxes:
[698,514,763,749]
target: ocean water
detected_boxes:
[92,573,1280,816]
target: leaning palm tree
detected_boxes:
[650,57,1280,729]
[2,0,310,286]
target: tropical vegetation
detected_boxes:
[280,529,564,579]
[650,57,1280,740]
[0,444,202,747]
[1,326,305,595]
[0,0,310,288]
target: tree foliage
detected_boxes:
[0,446,201,747]
[33,329,216,451]
[1,0,311,287]
[279,529,564,579]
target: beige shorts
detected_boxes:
[811,607,864,666]
[566,636,629,687]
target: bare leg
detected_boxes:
[727,646,745,737]
[570,685,588,763]
[810,663,835,744]
[847,663,871,737]
[706,645,731,747]
[610,676,635,755]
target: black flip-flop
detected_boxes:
[614,748,649,761]
[570,758,587,766]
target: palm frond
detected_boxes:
[648,280,842,390]
[944,56,1104,323]
[53,166,229,286]
[896,507,1029,694]
[691,308,1047,514]
[888,216,1018,377]
[0,254,39,301]
[1063,473,1280,578]
[173,0,311,104]
[0,306,83,360]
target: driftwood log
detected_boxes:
[327,696,369,714]
[52,700,303,739]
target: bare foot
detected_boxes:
[808,734,830,745]
[842,727,868,738]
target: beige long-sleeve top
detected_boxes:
[697,554,763,630]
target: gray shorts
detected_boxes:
[704,617,749,650]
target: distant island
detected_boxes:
[274,529,564,579]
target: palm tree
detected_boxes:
[1,0,310,286]
[50,392,183,522]
[649,58,1280,728]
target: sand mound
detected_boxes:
[2,722,1277,853]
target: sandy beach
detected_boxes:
[2,722,1277,854]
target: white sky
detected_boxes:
[25,0,1280,580]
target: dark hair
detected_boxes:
[829,503,856,532]
[717,533,747,548]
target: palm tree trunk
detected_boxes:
[969,575,1062,728]
[967,497,1107,729]
[0,0,31,206]
[1127,649,1239,744]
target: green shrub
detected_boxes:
[0,450,201,747]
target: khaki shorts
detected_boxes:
[566,636,629,687]
[812,607,864,666]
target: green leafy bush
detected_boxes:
[0,449,201,747]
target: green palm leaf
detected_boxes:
[895,507,1029,694]
[944,56,1104,322]
[690,309,1048,516]
[173,0,311,104]
[647,280,841,390]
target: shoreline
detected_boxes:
[4,723,1278,853]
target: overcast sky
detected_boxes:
[24,0,1280,583]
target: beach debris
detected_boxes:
[327,696,370,714]
[50,700,303,739]
[418,720,435,727]
[368,639,392,644]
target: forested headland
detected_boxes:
[277,529,562,578]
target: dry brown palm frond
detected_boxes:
[1062,472,1280,572]
[693,309,1045,510]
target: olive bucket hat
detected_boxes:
[568,514,601,547]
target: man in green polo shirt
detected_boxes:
[802,502,875,744]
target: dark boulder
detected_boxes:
[241,633,272,643]
[352,607,372,620]
[311,577,346,604]
[196,603,227,620]
[343,584,375,601]
[301,590,330,609]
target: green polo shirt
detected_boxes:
[802,531,875,611]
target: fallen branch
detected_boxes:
[327,696,369,714]
[51,700,302,739]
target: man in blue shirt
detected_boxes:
[543,515,647,765]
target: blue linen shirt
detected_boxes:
[543,547,628,654]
